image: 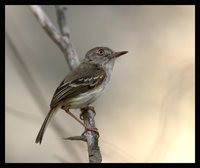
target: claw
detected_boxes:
[80,106,96,120]
[82,127,100,138]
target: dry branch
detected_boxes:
[30,5,79,70]
[30,5,102,163]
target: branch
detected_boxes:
[30,5,79,70]
[30,5,102,163]
[82,109,102,163]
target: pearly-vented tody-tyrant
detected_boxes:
[35,47,128,144]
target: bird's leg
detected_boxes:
[80,106,99,138]
[62,106,85,128]
[80,105,96,120]
[62,106,99,138]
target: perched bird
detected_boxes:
[35,47,128,144]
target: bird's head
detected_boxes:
[84,47,128,66]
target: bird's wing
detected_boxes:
[50,63,106,108]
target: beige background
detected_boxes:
[6,5,195,163]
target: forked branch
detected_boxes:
[30,5,102,163]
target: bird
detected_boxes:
[35,47,128,144]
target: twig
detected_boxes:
[55,6,79,70]
[30,5,102,163]
[63,136,87,142]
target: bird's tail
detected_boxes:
[35,108,57,144]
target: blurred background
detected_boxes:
[5,5,195,163]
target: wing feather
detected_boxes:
[50,63,106,108]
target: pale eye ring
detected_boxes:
[97,48,105,56]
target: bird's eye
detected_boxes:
[97,48,105,56]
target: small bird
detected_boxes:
[35,47,128,144]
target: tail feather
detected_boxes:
[35,108,57,144]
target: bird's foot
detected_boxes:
[82,127,99,138]
[80,106,96,120]
[62,106,99,138]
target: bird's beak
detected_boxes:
[110,51,128,59]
